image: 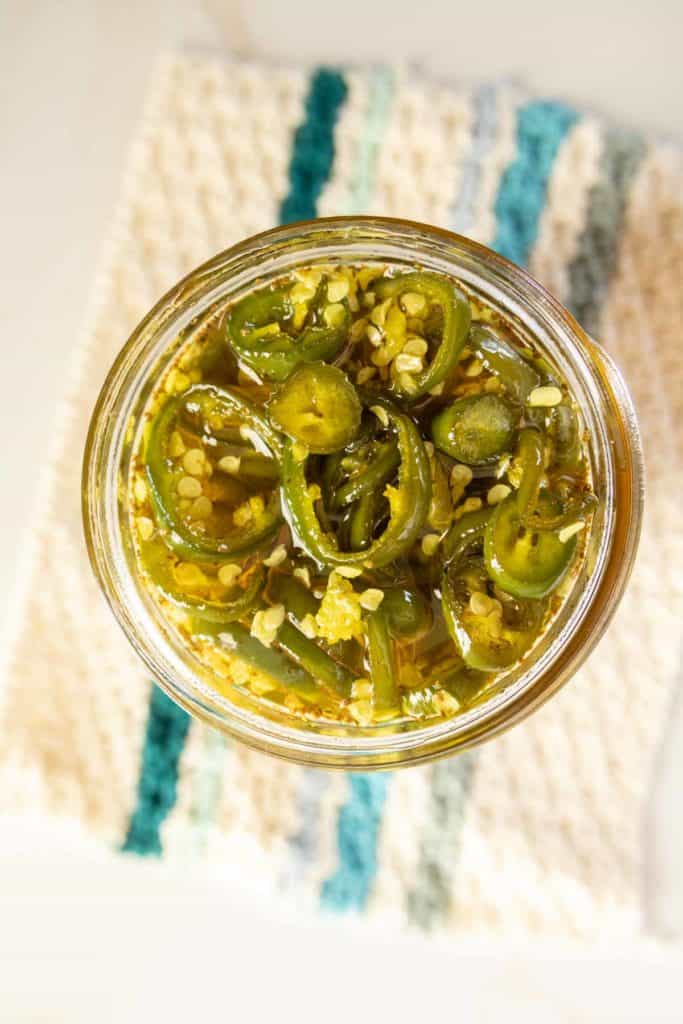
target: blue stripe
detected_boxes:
[448,84,498,235]
[320,774,389,912]
[122,685,191,856]
[279,68,348,224]
[492,100,579,264]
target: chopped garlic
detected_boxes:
[326,278,349,302]
[134,478,148,503]
[250,605,285,648]
[299,614,318,639]
[356,366,377,385]
[182,448,206,476]
[394,353,423,374]
[400,292,427,316]
[293,566,312,588]
[402,337,428,357]
[323,302,346,328]
[174,562,207,588]
[464,358,484,378]
[455,496,483,520]
[169,431,186,458]
[188,495,213,519]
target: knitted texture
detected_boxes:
[1,53,682,939]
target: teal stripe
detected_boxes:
[492,100,579,265]
[406,754,476,929]
[567,129,646,335]
[320,774,389,912]
[279,68,348,224]
[122,686,191,856]
[345,67,394,213]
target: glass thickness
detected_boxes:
[82,218,644,769]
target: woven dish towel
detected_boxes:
[1,54,682,938]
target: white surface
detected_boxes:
[2,1,682,1014]
[1,816,682,1023]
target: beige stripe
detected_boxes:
[209,741,305,877]
[454,145,683,937]
[0,55,308,848]
[530,118,604,304]
[0,525,151,844]
[371,69,472,225]
[368,763,433,922]
[468,86,521,246]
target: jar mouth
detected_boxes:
[82,217,644,769]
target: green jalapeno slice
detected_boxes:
[281,395,431,569]
[367,588,432,714]
[468,323,541,402]
[441,557,546,671]
[227,279,350,382]
[484,494,578,599]
[146,383,282,562]
[267,363,362,453]
[374,272,471,397]
[431,394,517,465]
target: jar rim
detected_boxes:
[82,216,644,769]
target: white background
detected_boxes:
[2,2,682,1019]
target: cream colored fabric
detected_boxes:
[0,54,681,939]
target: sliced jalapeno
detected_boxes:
[145,384,282,562]
[441,557,545,671]
[469,323,540,402]
[374,272,471,397]
[267,363,361,453]
[139,538,264,623]
[484,494,578,598]
[227,280,350,382]
[431,394,517,465]
[330,438,399,510]
[367,588,432,714]
[281,395,431,568]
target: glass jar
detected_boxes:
[82,218,643,769]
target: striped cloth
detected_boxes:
[1,54,682,938]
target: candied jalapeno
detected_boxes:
[145,384,282,562]
[281,394,431,569]
[431,394,518,465]
[373,272,471,397]
[132,259,596,728]
[441,557,546,671]
[226,275,351,382]
[267,363,362,453]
